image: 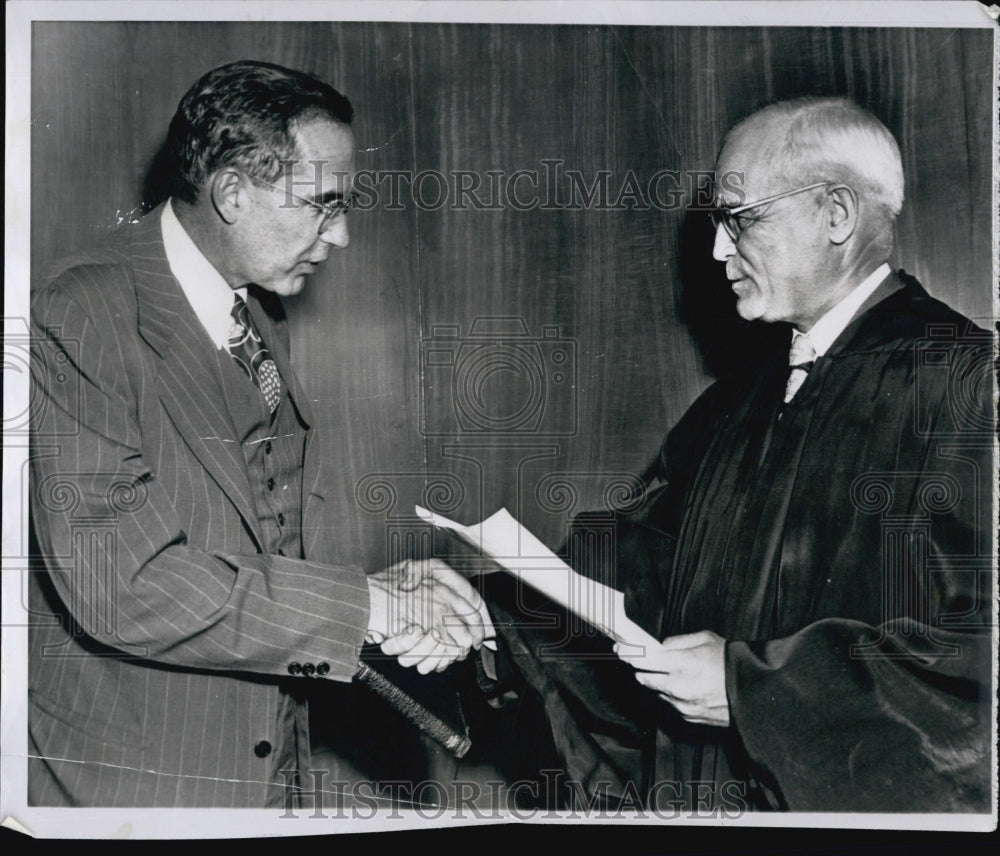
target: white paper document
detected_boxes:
[415,505,662,652]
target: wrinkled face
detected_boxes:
[712,132,829,330]
[231,118,355,296]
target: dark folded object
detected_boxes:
[475,553,659,801]
[354,642,471,758]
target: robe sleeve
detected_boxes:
[726,617,992,812]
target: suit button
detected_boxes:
[254,740,272,758]
[267,478,275,491]
[265,441,272,454]
[302,663,316,677]
[287,662,302,675]
[316,662,330,676]
[277,513,285,526]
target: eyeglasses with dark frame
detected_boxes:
[247,173,356,235]
[710,181,832,242]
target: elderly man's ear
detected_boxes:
[825,184,859,245]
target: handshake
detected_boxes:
[366,558,496,674]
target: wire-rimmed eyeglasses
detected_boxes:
[710,181,831,242]
[248,173,355,235]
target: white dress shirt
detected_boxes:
[160,198,246,350]
[795,262,891,357]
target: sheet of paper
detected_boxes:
[415,505,662,652]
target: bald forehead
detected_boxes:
[715,117,790,203]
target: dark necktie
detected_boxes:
[784,333,816,403]
[227,293,283,413]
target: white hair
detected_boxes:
[732,96,905,218]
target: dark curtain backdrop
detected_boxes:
[29,20,994,784]
[31,22,994,561]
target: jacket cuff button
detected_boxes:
[316,662,330,676]
[287,662,302,675]
[301,663,316,677]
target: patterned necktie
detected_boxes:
[227,293,283,413]
[784,332,816,403]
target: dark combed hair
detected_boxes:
[162,60,354,204]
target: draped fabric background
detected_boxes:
[29,21,994,788]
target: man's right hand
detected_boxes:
[366,559,495,674]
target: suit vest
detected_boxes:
[211,340,307,558]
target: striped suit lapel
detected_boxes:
[131,206,264,548]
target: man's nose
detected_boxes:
[712,222,736,262]
[320,216,350,249]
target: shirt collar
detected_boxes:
[160,199,246,350]
[798,262,891,356]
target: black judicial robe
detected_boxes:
[486,272,994,812]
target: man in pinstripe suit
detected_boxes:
[28,60,490,808]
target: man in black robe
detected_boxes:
[485,96,994,814]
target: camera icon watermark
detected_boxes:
[420,317,577,437]
[913,322,993,438]
[3,316,80,437]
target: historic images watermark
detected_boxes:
[266,160,747,213]
[276,769,749,820]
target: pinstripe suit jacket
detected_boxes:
[28,204,370,807]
